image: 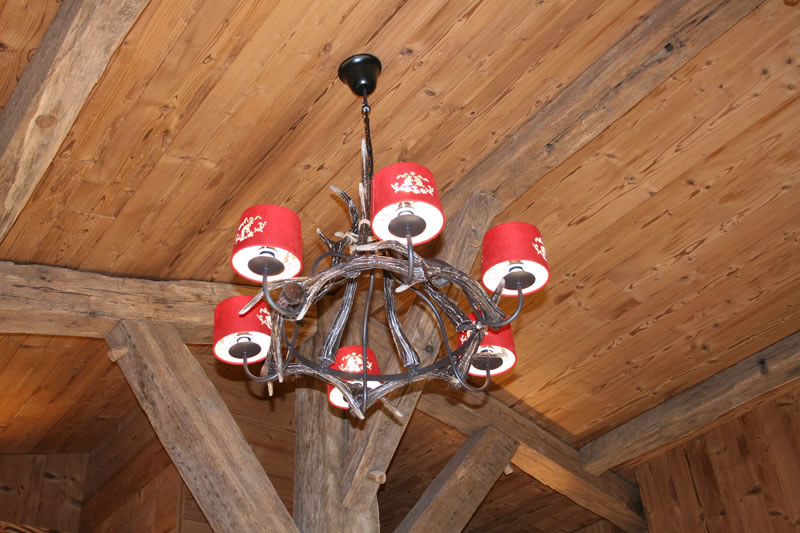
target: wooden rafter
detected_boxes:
[394,426,519,533]
[106,319,298,533]
[0,0,150,241]
[0,261,251,343]
[580,330,800,475]
[417,386,647,533]
[440,0,762,217]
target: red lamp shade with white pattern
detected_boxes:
[213,295,272,365]
[481,221,549,296]
[327,346,382,409]
[459,313,517,377]
[371,162,444,245]
[231,204,303,283]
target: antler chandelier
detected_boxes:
[212,54,550,419]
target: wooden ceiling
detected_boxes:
[1,0,799,530]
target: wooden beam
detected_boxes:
[0,0,150,241]
[440,0,761,216]
[394,426,519,533]
[580,330,800,475]
[0,261,251,343]
[106,319,298,533]
[339,191,502,512]
[417,386,647,533]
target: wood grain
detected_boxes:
[636,388,800,532]
[339,191,501,512]
[0,261,253,343]
[0,0,150,240]
[0,1,60,111]
[418,385,646,533]
[81,407,179,533]
[394,426,519,533]
[580,330,800,475]
[0,453,87,531]
[106,319,298,533]
[441,0,762,214]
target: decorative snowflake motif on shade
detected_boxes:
[256,307,272,328]
[533,236,547,261]
[236,215,267,243]
[391,171,435,196]
[339,351,374,373]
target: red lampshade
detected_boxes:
[458,313,517,376]
[371,162,444,245]
[213,295,272,365]
[327,345,382,409]
[231,204,303,282]
[481,222,549,296]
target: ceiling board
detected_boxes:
[0,0,60,110]
[483,0,800,444]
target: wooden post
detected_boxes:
[340,191,502,511]
[106,319,298,533]
[294,299,379,532]
[394,426,519,533]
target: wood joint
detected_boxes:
[366,470,386,484]
[107,345,129,362]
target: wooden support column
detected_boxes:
[417,386,647,532]
[394,426,519,533]
[0,0,150,241]
[580,330,800,475]
[106,319,298,533]
[294,299,379,532]
[340,191,502,511]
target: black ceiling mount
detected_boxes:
[338,54,382,96]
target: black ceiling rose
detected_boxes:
[338,54,382,96]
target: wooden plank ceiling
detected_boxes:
[1,0,799,529]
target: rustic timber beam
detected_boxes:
[580,330,800,475]
[440,0,761,216]
[0,261,252,343]
[339,191,502,512]
[106,319,298,533]
[394,426,519,533]
[417,386,647,533]
[294,298,380,532]
[0,0,150,241]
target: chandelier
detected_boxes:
[212,54,550,419]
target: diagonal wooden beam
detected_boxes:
[0,261,252,343]
[417,386,647,533]
[394,426,519,533]
[440,0,762,216]
[106,319,298,533]
[339,191,502,511]
[580,330,800,475]
[0,0,150,241]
